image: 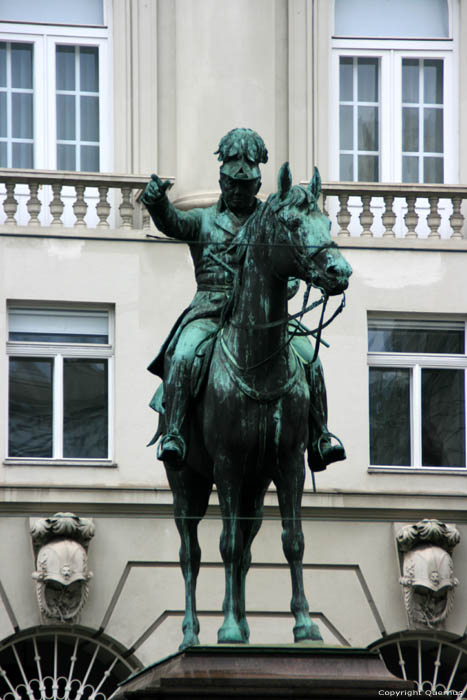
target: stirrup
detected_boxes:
[317,432,345,462]
[309,432,346,473]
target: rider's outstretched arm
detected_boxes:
[141,173,201,242]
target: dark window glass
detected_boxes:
[9,332,108,343]
[422,369,465,467]
[63,359,108,458]
[368,326,464,354]
[9,358,53,457]
[369,367,411,466]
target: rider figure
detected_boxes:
[142,128,345,472]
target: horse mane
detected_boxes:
[219,184,320,327]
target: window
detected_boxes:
[0,0,110,172]
[333,0,455,183]
[368,318,467,469]
[7,307,113,463]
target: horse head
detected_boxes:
[266,163,352,296]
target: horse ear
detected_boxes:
[309,166,322,201]
[278,162,292,200]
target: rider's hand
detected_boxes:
[142,174,173,205]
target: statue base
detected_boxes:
[115,644,414,699]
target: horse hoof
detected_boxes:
[179,633,200,651]
[218,624,245,644]
[293,621,323,642]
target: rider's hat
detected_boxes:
[216,128,268,181]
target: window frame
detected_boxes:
[0,14,111,172]
[5,303,115,467]
[367,317,467,472]
[331,38,457,183]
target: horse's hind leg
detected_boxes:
[167,468,212,651]
[274,457,322,642]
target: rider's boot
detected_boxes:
[305,360,346,473]
[157,362,189,470]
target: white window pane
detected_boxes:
[11,43,33,89]
[80,96,99,142]
[9,308,109,343]
[12,93,33,138]
[424,108,443,153]
[0,0,104,25]
[402,60,419,104]
[57,95,76,140]
[57,143,76,170]
[0,43,6,87]
[358,155,378,181]
[0,92,6,137]
[357,58,378,102]
[402,108,419,152]
[358,106,378,151]
[12,142,33,168]
[335,0,449,38]
[402,156,419,183]
[340,154,353,181]
[81,145,99,172]
[56,46,76,91]
[424,156,443,183]
[424,60,443,104]
[339,57,353,101]
[80,47,99,92]
[340,105,353,150]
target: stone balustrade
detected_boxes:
[0,169,174,231]
[1,170,466,240]
[320,182,467,240]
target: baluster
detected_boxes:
[337,194,351,236]
[427,195,441,238]
[96,186,111,228]
[73,185,88,228]
[359,194,373,237]
[3,182,18,225]
[449,196,464,240]
[119,187,134,229]
[49,183,64,226]
[322,193,329,217]
[27,182,41,226]
[382,194,396,238]
[142,208,151,231]
[404,195,418,238]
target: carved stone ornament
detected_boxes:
[397,519,460,630]
[30,513,95,624]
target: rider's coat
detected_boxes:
[145,195,262,378]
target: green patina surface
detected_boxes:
[143,129,352,652]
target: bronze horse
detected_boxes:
[159,163,352,650]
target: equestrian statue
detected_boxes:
[142,128,352,650]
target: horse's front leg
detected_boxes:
[216,466,245,644]
[275,457,322,642]
[168,469,212,651]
